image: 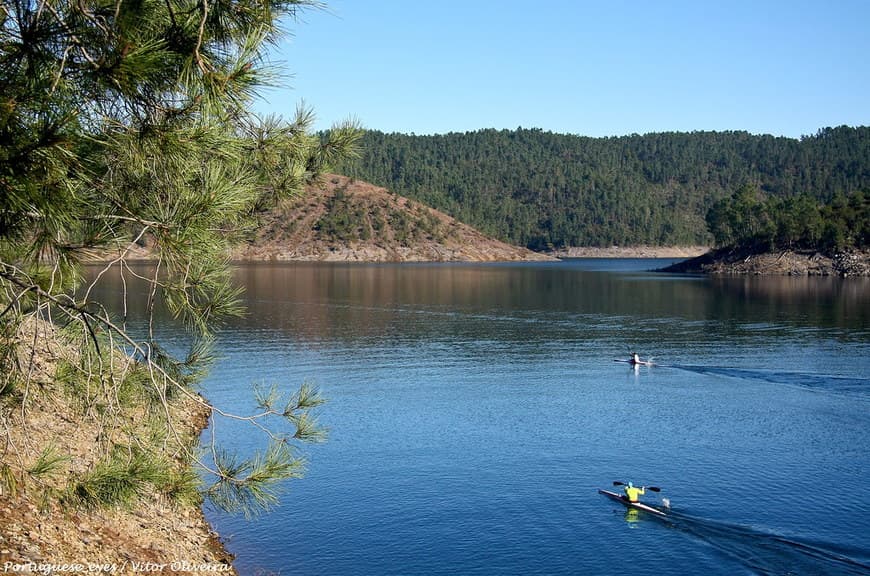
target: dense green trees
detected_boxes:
[336,127,870,249]
[1,0,358,515]
[707,186,868,252]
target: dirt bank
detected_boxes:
[0,320,236,575]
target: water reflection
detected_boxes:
[225,263,869,343]
[80,261,869,363]
[707,275,869,332]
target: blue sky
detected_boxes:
[254,0,870,138]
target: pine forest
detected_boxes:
[335,126,870,251]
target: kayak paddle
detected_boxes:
[613,480,661,492]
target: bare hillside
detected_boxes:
[231,175,554,262]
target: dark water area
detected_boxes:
[88,259,870,574]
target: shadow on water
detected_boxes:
[647,507,870,576]
[665,364,870,397]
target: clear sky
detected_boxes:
[253,0,870,138]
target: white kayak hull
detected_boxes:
[598,489,666,516]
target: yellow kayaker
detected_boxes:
[623,481,645,503]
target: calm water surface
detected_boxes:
[179,260,870,575]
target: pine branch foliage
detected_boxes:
[1,0,356,514]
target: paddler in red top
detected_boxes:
[623,482,645,503]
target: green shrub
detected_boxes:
[159,467,203,507]
[67,448,170,510]
[27,444,70,482]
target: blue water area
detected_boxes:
[188,261,870,575]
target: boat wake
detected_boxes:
[667,364,870,397]
[659,509,870,576]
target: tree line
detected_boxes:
[706,186,868,252]
[334,127,870,250]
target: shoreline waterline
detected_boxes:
[549,245,709,259]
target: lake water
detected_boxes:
[141,260,869,575]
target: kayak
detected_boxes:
[613,359,655,367]
[598,489,666,516]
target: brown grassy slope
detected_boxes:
[232,174,555,262]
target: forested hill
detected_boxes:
[333,126,870,249]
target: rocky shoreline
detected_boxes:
[0,472,235,576]
[550,245,709,259]
[659,247,870,276]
